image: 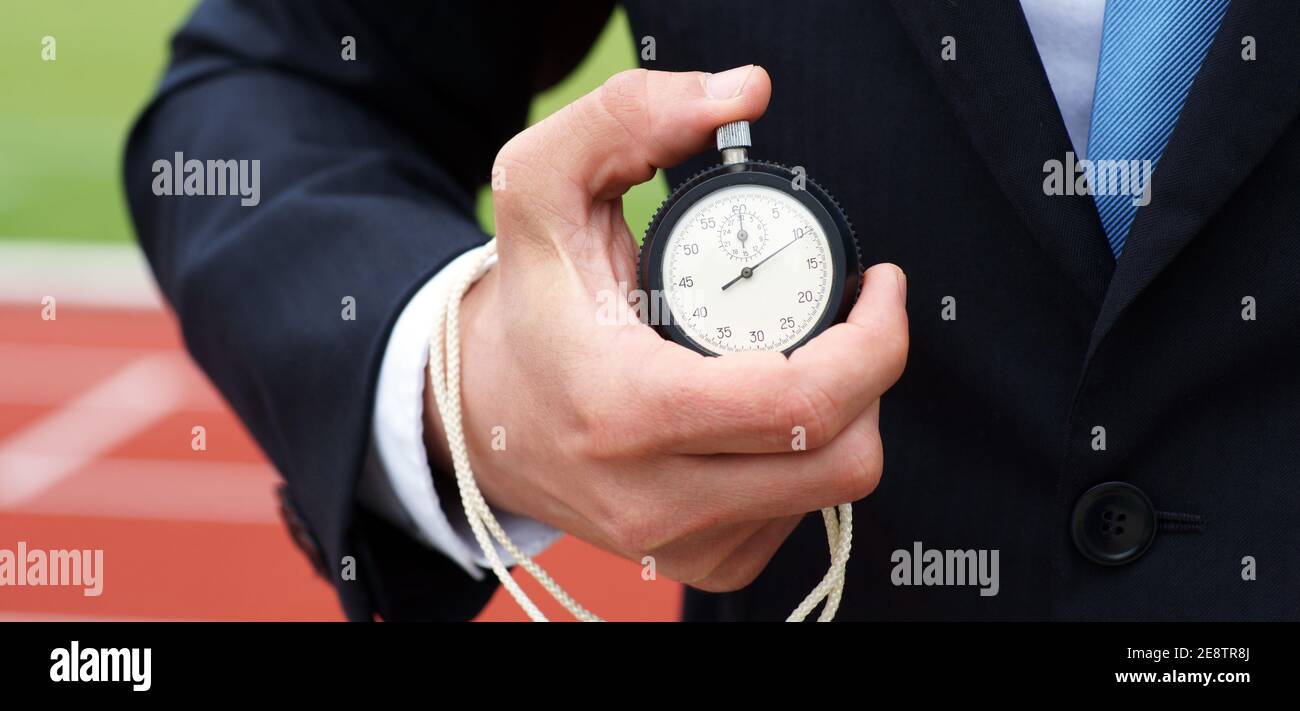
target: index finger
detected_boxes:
[634,262,908,455]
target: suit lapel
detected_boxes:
[889,0,1115,306]
[1087,0,1300,356]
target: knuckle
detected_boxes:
[663,547,729,588]
[492,131,531,179]
[596,69,651,124]
[867,316,910,383]
[691,552,775,593]
[658,369,733,447]
[571,399,625,461]
[489,136,534,218]
[784,381,839,449]
[883,325,910,379]
[604,506,661,555]
[832,429,884,502]
[580,384,660,461]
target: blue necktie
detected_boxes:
[1086,0,1230,258]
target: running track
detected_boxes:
[0,244,680,621]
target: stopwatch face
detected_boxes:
[641,165,860,357]
[662,184,830,353]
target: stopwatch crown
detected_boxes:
[716,120,752,152]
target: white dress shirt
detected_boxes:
[360,0,1107,579]
[358,245,559,579]
[1021,0,1107,160]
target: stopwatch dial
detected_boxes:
[662,184,834,354]
[717,204,769,260]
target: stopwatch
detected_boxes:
[639,121,862,356]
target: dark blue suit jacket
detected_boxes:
[126,0,1300,620]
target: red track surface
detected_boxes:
[0,304,680,621]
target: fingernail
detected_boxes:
[705,65,755,99]
[895,267,907,306]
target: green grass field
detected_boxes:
[0,3,666,244]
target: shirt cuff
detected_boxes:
[359,244,562,580]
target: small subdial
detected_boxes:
[718,208,769,261]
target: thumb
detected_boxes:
[491,66,771,242]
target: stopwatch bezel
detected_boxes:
[639,162,861,357]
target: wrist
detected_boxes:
[422,264,499,479]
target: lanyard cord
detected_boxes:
[428,238,852,621]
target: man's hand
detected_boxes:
[424,66,909,592]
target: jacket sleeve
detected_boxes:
[124,0,612,620]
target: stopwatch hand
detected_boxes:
[721,233,799,291]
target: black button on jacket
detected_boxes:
[1071,482,1157,566]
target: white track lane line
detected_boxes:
[0,352,189,508]
[14,457,281,524]
[0,240,163,309]
[0,612,187,622]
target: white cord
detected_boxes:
[429,238,852,621]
